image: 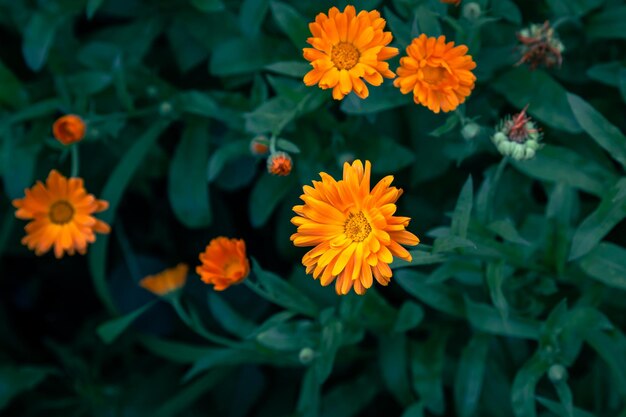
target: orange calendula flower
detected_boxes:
[140,263,188,296]
[53,114,86,145]
[394,34,476,113]
[267,152,293,176]
[196,237,250,291]
[290,160,420,295]
[12,170,110,259]
[303,5,399,100]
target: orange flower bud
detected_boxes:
[250,136,269,155]
[53,115,86,145]
[441,0,461,5]
[267,152,293,176]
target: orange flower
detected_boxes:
[290,160,420,295]
[250,136,269,155]
[267,152,293,176]
[53,115,86,145]
[12,170,110,258]
[140,263,188,296]
[441,0,461,5]
[196,237,250,291]
[394,34,476,113]
[303,5,398,100]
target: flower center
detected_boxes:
[344,211,372,242]
[421,65,447,84]
[331,42,360,70]
[49,200,75,225]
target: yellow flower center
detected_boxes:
[421,65,447,84]
[331,42,360,70]
[344,211,372,242]
[49,200,75,225]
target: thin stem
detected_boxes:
[171,298,240,348]
[114,221,142,282]
[70,145,80,177]
[269,134,277,154]
[244,278,272,301]
[487,157,509,222]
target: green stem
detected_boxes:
[487,157,508,222]
[70,145,80,177]
[114,221,142,282]
[269,134,277,154]
[171,298,240,348]
[244,278,272,301]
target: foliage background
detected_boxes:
[1,0,626,416]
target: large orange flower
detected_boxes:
[12,170,110,258]
[290,160,420,295]
[140,263,188,296]
[196,237,250,291]
[303,5,398,100]
[394,34,476,113]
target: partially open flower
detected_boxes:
[197,237,250,291]
[140,264,188,296]
[492,106,543,160]
[53,115,86,145]
[267,152,293,176]
[516,21,564,70]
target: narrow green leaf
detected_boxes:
[248,172,296,228]
[168,120,212,228]
[22,13,59,71]
[465,298,540,340]
[568,93,626,168]
[256,320,318,351]
[207,141,250,182]
[569,178,626,260]
[451,176,473,239]
[239,0,270,36]
[297,368,321,417]
[276,138,301,154]
[265,61,309,77]
[396,270,465,317]
[0,60,28,109]
[488,219,531,246]
[86,0,105,19]
[210,37,291,76]
[511,354,551,417]
[579,243,626,290]
[379,333,413,405]
[429,114,459,137]
[587,61,623,87]
[486,261,508,319]
[96,301,156,344]
[315,319,343,383]
[88,121,170,314]
[587,6,626,40]
[401,403,424,417]
[190,0,224,13]
[536,397,596,417]
[270,1,308,48]
[432,236,476,253]
[411,330,448,414]
[491,0,522,23]
[341,82,411,114]
[454,334,490,417]
[0,366,55,410]
[393,301,424,333]
[415,5,441,36]
[138,335,214,364]
[154,369,228,417]
[208,293,256,338]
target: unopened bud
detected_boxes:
[159,101,173,116]
[267,151,293,176]
[250,135,269,155]
[462,2,481,21]
[548,364,568,383]
[461,122,481,140]
[299,347,315,364]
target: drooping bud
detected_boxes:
[516,21,564,70]
[267,151,293,176]
[491,105,543,161]
[250,135,269,155]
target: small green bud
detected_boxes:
[299,347,316,365]
[462,2,481,21]
[526,140,540,150]
[159,101,173,116]
[462,122,481,140]
[548,364,568,383]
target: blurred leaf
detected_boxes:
[139,336,214,364]
[341,83,411,114]
[0,60,28,109]
[252,259,319,317]
[587,61,624,87]
[320,370,380,417]
[207,140,250,182]
[415,5,441,36]
[270,1,308,49]
[249,172,297,227]
[401,403,424,417]
[511,354,550,417]
[454,334,490,417]
[393,301,424,333]
[585,329,626,396]
[315,319,343,383]
[587,6,626,40]
[511,145,615,197]
[486,260,508,319]
[245,96,297,135]
[384,7,411,47]
[239,0,270,36]
[491,0,522,24]
[297,368,321,417]
[396,270,465,317]
[569,178,626,260]
[154,369,228,417]
[393,249,447,268]
[265,61,310,77]
[208,293,256,338]
[22,12,59,71]
[451,176,473,239]
[96,301,156,344]
[568,93,626,168]
[546,0,603,16]
[411,330,448,414]
[379,333,413,405]
[536,397,596,417]
[492,69,581,133]
[0,366,55,410]
[89,121,170,314]
[168,120,212,229]
[432,236,476,253]
[465,298,540,340]
[65,71,112,95]
[256,320,317,350]
[429,114,459,137]
[183,349,258,382]
[1,132,40,201]
[487,219,530,246]
[579,243,626,290]
[86,0,104,19]
[277,138,301,154]
[210,37,292,76]
[190,0,224,13]
[364,137,415,174]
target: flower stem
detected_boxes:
[70,145,80,177]
[171,297,240,348]
[269,134,277,154]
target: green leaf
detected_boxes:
[379,333,413,405]
[207,140,250,182]
[96,301,156,344]
[392,249,447,269]
[210,37,291,76]
[587,61,624,87]
[487,219,530,246]
[270,1,308,49]
[190,0,224,13]
[401,403,424,417]
[432,236,476,253]
[492,69,581,133]
[265,61,310,78]
[511,145,615,197]
[491,0,522,24]
[88,121,170,314]
[183,349,258,382]
[239,0,271,36]
[0,60,28,109]
[314,319,343,383]
[22,12,59,71]
[451,176,473,239]
[579,243,626,290]
[415,5,441,36]
[384,7,411,48]
[252,259,319,317]
[86,0,105,19]
[1,132,41,201]
[429,114,459,137]
[256,320,318,350]
[208,293,256,338]
[536,397,596,417]
[411,330,448,414]
[65,71,112,95]
[320,371,381,417]
[454,334,490,417]
[569,178,626,260]
[341,83,411,114]
[297,369,321,417]
[465,298,540,340]
[587,6,626,40]
[276,138,301,154]
[154,369,228,417]
[0,366,55,410]
[396,270,465,317]
[393,301,424,333]
[139,335,214,364]
[363,137,415,174]
[546,0,603,16]
[245,96,297,135]
[168,120,212,229]
[511,354,551,417]
[486,261,508,319]
[248,172,297,228]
